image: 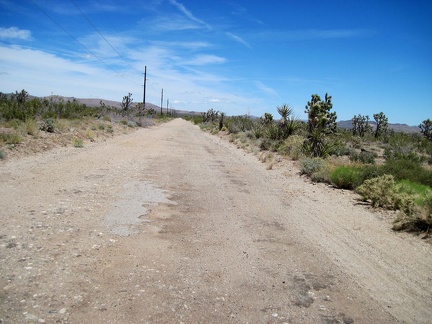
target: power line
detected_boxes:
[69,0,142,75]
[29,0,140,87]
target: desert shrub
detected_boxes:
[259,138,272,151]
[86,130,96,141]
[127,121,137,128]
[6,119,21,129]
[311,165,333,184]
[359,164,383,182]
[382,159,432,187]
[73,138,84,148]
[350,150,377,164]
[357,174,415,213]
[397,180,432,207]
[106,124,113,133]
[278,135,304,160]
[0,132,23,144]
[350,136,363,149]
[300,157,326,176]
[392,212,432,232]
[266,123,283,140]
[384,145,423,163]
[39,118,56,133]
[225,115,253,134]
[251,124,264,139]
[0,149,6,160]
[332,144,354,157]
[22,119,39,136]
[331,166,365,189]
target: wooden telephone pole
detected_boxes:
[143,66,147,108]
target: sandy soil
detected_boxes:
[1,118,431,323]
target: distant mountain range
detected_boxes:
[337,120,420,134]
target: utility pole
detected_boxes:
[160,88,163,116]
[142,66,147,108]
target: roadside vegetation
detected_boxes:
[0,89,173,159]
[185,94,432,237]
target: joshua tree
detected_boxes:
[121,93,133,113]
[304,93,337,157]
[261,112,273,125]
[15,89,28,105]
[419,118,432,142]
[373,112,388,138]
[352,114,370,137]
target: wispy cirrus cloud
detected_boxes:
[148,15,203,31]
[256,28,375,42]
[168,0,211,30]
[225,32,251,48]
[183,54,226,66]
[254,81,278,97]
[0,27,32,40]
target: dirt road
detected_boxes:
[1,119,431,323]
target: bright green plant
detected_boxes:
[331,166,365,189]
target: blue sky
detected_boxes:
[0,0,431,125]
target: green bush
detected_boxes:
[331,166,365,189]
[382,159,432,187]
[357,174,415,213]
[73,138,84,148]
[350,150,377,164]
[311,166,332,184]
[39,118,56,133]
[0,149,6,160]
[300,158,326,176]
[332,144,354,157]
[278,135,304,160]
[0,132,23,144]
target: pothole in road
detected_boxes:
[104,181,176,236]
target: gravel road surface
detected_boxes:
[1,118,431,323]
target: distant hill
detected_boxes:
[337,120,420,134]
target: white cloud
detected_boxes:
[168,0,211,30]
[0,45,261,116]
[148,15,202,31]
[184,54,226,66]
[0,45,140,100]
[254,81,278,97]
[225,32,251,48]
[256,28,375,42]
[0,27,31,40]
